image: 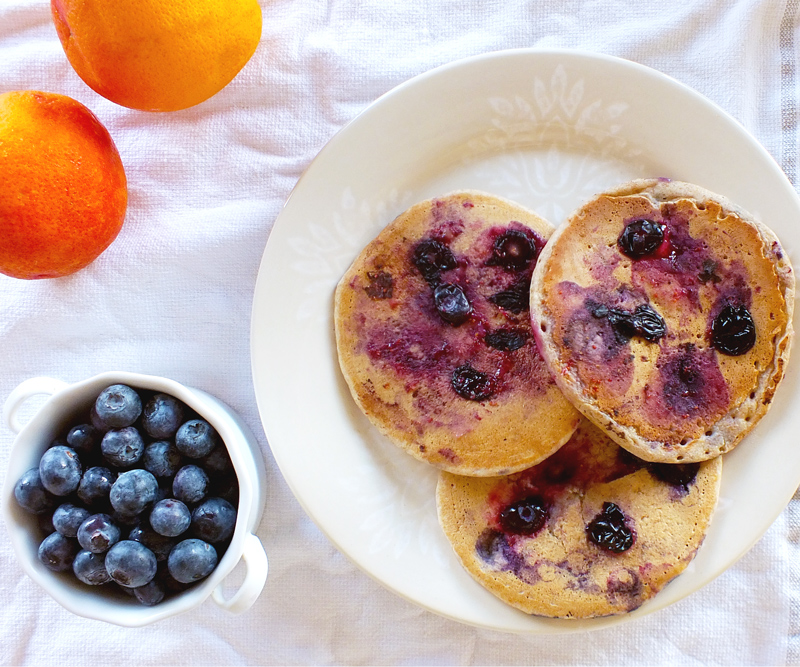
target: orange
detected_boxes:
[51,0,263,112]
[0,91,127,280]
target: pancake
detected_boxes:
[334,191,581,476]
[436,418,722,618]
[531,179,794,463]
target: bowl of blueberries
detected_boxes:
[1,372,268,627]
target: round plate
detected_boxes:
[250,48,800,633]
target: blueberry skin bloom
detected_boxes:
[52,503,91,538]
[105,540,157,588]
[14,468,55,514]
[77,513,121,553]
[101,427,145,468]
[175,419,219,459]
[149,498,191,537]
[38,445,82,496]
[141,393,185,439]
[191,497,237,543]
[143,441,183,478]
[172,465,210,505]
[168,538,218,584]
[72,550,111,585]
[110,469,159,517]
[133,580,165,606]
[38,532,79,572]
[95,384,143,429]
[77,466,116,506]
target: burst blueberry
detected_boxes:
[617,218,665,258]
[433,282,471,325]
[587,502,635,553]
[499,496,547,535]
[488,229,535,270]
[411,238,457,285]
[711,304,756,356]
[451,364,494,401]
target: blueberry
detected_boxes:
[488,229,535,270]
[72,550,111,585]
[167,538,218,584]
[133,580,165,606]
[105,540,158,588]
[485,329,527,352]
[14,468,55,514]
[587,502,635,553]
[109,469,159,517]
[172,465,210,505]
[650,462,701,490]
[711,304,756,356]
[77,513,121,553]
[143,440,183,478]
[451,364,494,401]
[489,277,531,313]
[77,466,116,506]
[364,270,394,300]
[66,423,100,456]
[38,445,82,496]
[101,427,145,468]
[175,419,219,459]
[95,384,142,429]
[499,496,548,535]
[129,524,178,562]
[191,497,237,543]
[433,283,472,325]
[38,532,79,572]
[141,393,185,439]
[52,503,91,538]
[150,499,191,537]
[617,218,665,258]
[199,447,233,477]
[412,238,457,285]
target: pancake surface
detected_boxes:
[531,179,794,463]
[436,418,722,619]
[335,191,581,476]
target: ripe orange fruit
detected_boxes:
[0,91,127,280]
[51,0,263,113]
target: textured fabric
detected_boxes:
[0,1,798,664]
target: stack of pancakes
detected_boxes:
[334,181,794,619]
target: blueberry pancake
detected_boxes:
[531,179,794,463]
[436,418,722,619]
[334,191,581,476]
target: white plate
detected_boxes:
[250,48,800,633]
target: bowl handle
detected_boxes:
[211,532,268,614]
[3,377,69,435]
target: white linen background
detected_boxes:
[0,0,798,664]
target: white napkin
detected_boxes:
[0,1,797,664]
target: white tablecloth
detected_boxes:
[1,1,799,664]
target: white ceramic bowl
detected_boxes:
[1,371,268,627]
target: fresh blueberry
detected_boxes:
[133,579,165,606]
[109,469,158,517]
[149,499,191,537]
[52,503,91,538]
[66,423,100,456]
[38,445,82,496]
[77,466,116,506]
[105,540,157,588]
[38,532,79,572]
[72,550,111,585]
[101,427,145,468]
[191,497,237,543]
[167,538,218,584]
[172,465,210,505]
[129,524,178,562]
[142,440,183,478]
[175,419,219,459]
[199,447,233,477]
[141,393,185,439]
[14,468,55,514]
[94,384,142,429]
[77,513,121,553]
